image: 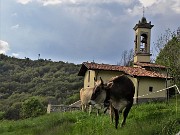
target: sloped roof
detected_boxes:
[134,62,167,69]
[78,62,171,79]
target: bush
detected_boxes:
[64,93,80,105]
[4,107,20,120]
[22,98,46,118]
[0,111,5,120]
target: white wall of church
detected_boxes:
[84,70,95,88]
[137,77,167,100]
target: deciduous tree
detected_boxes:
[155,27,180,87]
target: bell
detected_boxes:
[141,37,147,43]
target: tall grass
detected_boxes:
[0,101,180,135]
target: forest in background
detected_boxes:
[0,54,83,118]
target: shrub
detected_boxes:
[22,98,46,118]
[4,107,20,120]
[0,111,5,120]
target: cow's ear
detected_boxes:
[100,77,104,84]
[94,77,97,81]
[105,82,113,89]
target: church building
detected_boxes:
[78,16,171,103]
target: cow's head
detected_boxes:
[89,77,108,105]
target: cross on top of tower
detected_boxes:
[143,6,145,17]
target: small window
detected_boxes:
[88,71,90,82]
[149,87,153,92]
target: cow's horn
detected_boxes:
[100,77,103,84]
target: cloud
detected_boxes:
[16,0,134,6]
[126,0,180,17]
[15,0,180,15]
[11,24,20,30]
[12,53,20,57]
[126,5,142,16]
[11,12,18,16]
[139,0,158,7]
[171,0,180,14]
[39,0,62,6]
[63,0,133,5]
[17,0,32,4]
[0,40,10,54]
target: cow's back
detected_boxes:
[110,75,135,101]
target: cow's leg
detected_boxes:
[84,104,87,112]
[96,109,100,116]
[94,104,100,116]
[88,105,92,115]
[104,107,108,114]
[104,101,110,114]
[81,104,85,112]
[121,100,133,127]
[113,107,119,129]
[110,103,114,124]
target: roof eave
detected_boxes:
[133,75,172,80]
[78,63,89,76]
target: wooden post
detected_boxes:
[47,104,51,114]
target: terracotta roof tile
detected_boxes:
[81,62,171,79]
[134,62,167,69]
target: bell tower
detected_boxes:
[133,17,154,63]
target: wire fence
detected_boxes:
[134,85,180,98]
[134,84,180,116]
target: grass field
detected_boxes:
[0,100,180,135]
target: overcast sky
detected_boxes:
[0,0,180,64]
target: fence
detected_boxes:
[47,104,80,114]
[136,85,180,98]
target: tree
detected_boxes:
[118,49,134,66]
[155,27,180,87]
[154,28,177,54]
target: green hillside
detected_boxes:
[0,54,83,117]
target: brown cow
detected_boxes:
[89,75,135,129]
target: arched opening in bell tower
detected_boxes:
[140,33,148,53]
